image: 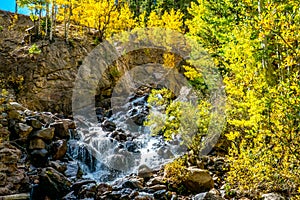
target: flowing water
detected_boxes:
[68,89,188,182]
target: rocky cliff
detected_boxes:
[0,10,93,115]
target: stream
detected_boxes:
[68,87,189,183]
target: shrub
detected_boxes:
[145,87,211,153]
[28,44,41,55]
[163,157,190,194]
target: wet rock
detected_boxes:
[157,146,174,159]
[65,161,81,178]
[121,179,143,190]
[62,191,77,200]
[106,153,134,172]
[138,164,153,178]
[62,119,76,129]
[49,160,67,173]
[14,123,32,139]
[68,141,97,172]
[30,127,55,141]
[30,149,48,167]
[29,138,46,150]
[38,167,72,199]
[78,183,97,199]
[101,120,116,132]
[153,189,168,199]
[50,121,70,139]
[51,139,67,160]
[262,193,285,200]
[72,180,96,195]
[107,191,122,199]
[26,118,43,130]
[118,132,127,141]
[125,141,138,153]
[96,183,113,197]
[183,167,214,193]
[129,191,139,199]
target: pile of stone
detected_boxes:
[0,101,77,199]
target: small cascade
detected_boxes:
[68,87,189,182]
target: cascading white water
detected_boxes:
[68,88,190,182]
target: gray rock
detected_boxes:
[138,164,153,178]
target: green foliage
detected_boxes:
[0,25,3,32]
[28,43,41,54]
[183,65,207,93]
[187,0,300,196]
[163,157,190,193]
[145,87,211,153]
[108,66,121,79]
[41,16,51,33]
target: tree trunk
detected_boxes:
[50,0,54,41]
[15,1,18,14]
[45,2,49,37]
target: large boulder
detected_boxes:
[50,121,70,139]
[30,127,55,141]
[183,167,214,193]
[51,139,68,160]
[38,167,72,199]
[14,123,33,139]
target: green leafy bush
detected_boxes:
[28,44,41,55]
[145,87,211,153]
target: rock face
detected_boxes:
[0,10,92,115]
[0,11,185,115]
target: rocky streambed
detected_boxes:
[0,89,229,200]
